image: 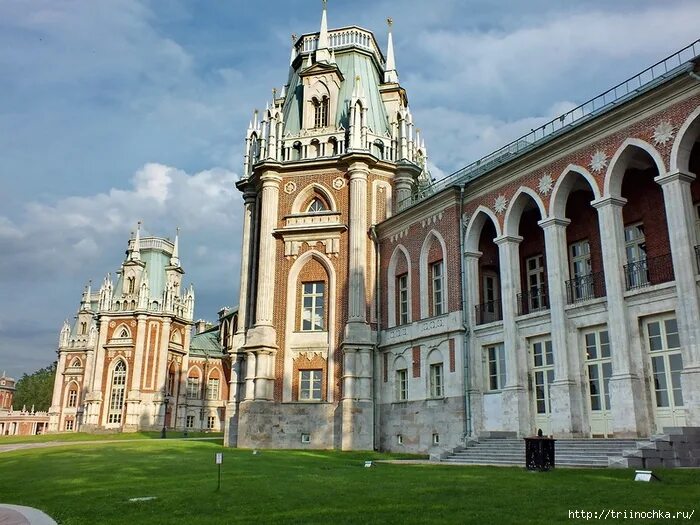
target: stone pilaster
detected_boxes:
[540,217,583,436]
[495,235,529,436]
[124,314,147,429]
[235,192,256,340]
[48,352,67,432]
[593,196,648,436]
[224,354,244,447]
[655,170,700,425]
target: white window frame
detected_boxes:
[525,254,546,311]
[485,344,506,391]
[186,375,200,399]
[301,282,325,331]
[186,415,195,429]
[207,377,220,400]
[65,419,74,431]
[431,260,444,316]
[429,363,444,398]
[395,368,408,401]
[207,415,216,430]
[299,369,322,401]
[397,273,409,325]
[107,361,126,425]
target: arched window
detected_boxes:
[107,361,127,424]
[80,322,87,335]
[307,198,327,213]
[292,141,302,161]
[70,357,82,368]
[67,385,78,407]
[167,363,177,396]
[127,277,135,294]
[207,370,220,400]
[186,369,201,399]
[314,96,329,128]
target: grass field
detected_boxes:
[0,431,222,445]
[1,440,698,524]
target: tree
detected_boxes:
[12,362,56,411]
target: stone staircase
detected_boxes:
[442,437,641,467]
[609,427,700,468]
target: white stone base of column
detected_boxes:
[468,390,483,438]
[224,402,239,447]
[549,380,584,437]
[341,398,374,451]
[245,324,277,349]
[681,365,700,426]
[501,386,530,437]
[609,374,649,437]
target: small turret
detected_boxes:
[384,18,399,84]
[316,0,330,63]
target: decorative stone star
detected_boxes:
[589,150,608,173]
[494,195,507,215]
[332,177,345,190]
[284,181,297,194]
[652,120,675,146]
[537,173,554,196]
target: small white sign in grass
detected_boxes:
[128,497,157,502]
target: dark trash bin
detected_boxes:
[524,435,555,471]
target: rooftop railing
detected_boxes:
[297,27,384,63]
[398,39,700,211]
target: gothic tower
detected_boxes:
[229,3,429,450]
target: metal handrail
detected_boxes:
[475,299,502,325]
[517,285,550,316]
[565,271,606,304]
[398,39,700,211]
[623,253,674,290]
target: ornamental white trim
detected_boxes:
[332,177,345,190]
[284,181,297,194]
[589,150,608,173]
[537,173,553,195]
[494,195,507,215]
[652,120,675,146]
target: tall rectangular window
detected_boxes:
[429,363,443,398]
[301,282,325,331]
[65,419,74,431]
[431,261,444,316]
[207,416,216,430]
[207,378,220,400]
[67,389,78,408]
[624,223,647,288]
[299,370,322,401]
[397,274,408,325]
[395,369,408,401]
[486,344,506,391]
[186,376,200,399]
[186,415,194,429]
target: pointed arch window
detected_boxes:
[127,277,135,294]
[107,360,127,424]
[307,198,328,214]
[314,96,329,128]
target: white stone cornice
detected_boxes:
[494,234,523,245]
[591,196,627,209]
[538,217,571,229]
[654,169,696,186]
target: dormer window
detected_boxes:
[307,198,327,214]
[313,96,329,128]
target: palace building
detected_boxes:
[49,4,700,455]
[48,227,232,434]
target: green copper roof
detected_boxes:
[189,329,224,357]
[113,247,171,303]
[282,49,390,137]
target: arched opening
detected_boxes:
[328,136,338,156]
[107,360,127,425]
[610,145,673,289]
[66,382,79,408]
[186,367,201,400]
[551,169,605,303]
[373,140,385,160]
[681,114,700,249]
[297,257,329,332]
[167,362,177,397]
[207,369,220,400]
[421,233,447,318]
[306,197,328,213]
[505,192,547,315]
[470,213,501,324]
[387,246,411,328]
[292,141,302,161]
[309,139,320,159]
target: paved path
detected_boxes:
[0,436,221,454]
[0,505,56,525]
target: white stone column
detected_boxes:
[125,315,147,428]
[655,170,700,425]
[48,352,67,431]
[495,235,529,436]
[464,252,482,327]
[592,197,648,436]
[244,352,256,401]
[235,192,256,340]
[540,217,582,436]
[347,162,369,325]
[254,172,281,330]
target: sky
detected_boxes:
[1,0,699,379]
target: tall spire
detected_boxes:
[80,281,92,312]
[289,34,297,66]
[384,18,399,83]
[316,0,330,63]
[170,227,180,267]
[131,221,142,261]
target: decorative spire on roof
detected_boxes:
[384,18,399,83]
[80,281,92,312]
[130,221,142,262]
[170,227,180,267]
[289,34,298,66]
[316,0,330,63]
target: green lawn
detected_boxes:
[1,440,698,524]
[0,431,222,444]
